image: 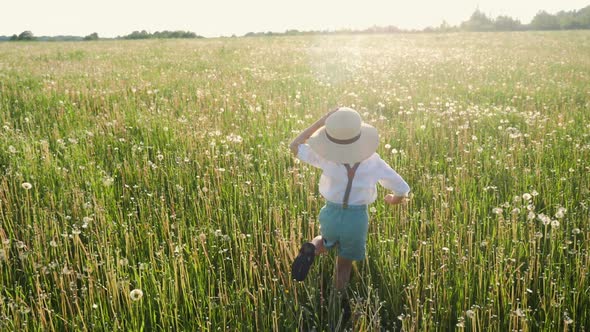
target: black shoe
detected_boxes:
[341,296,351,323]
[291,243,315,281]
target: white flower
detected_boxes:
[466,310,475,318]
[21,182,32,190]
[522,193,532,201]
[537,213,551,225]
[492,207,503,215]
[555,207,566,219]
[369,207,377,213]
[130,289,143,301]
[384,144,391,149]
[572,228,581,235]
[551,220,560,228]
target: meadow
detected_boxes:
[0,31,589,331]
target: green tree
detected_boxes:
[83,32,99,41]
[494,16,522,31]
[530,11,560,30]
[17,31,35,41]
[461,9,494,31]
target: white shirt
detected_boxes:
[297,144,410,205]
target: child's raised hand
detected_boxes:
[384,194,406,205]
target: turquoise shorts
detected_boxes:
[319,201,369,261]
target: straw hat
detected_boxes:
[308,107,379,164]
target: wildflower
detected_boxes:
[522,193,532,201]
[572,228,581,235]
[21,182,33,190]
[384,144,391,149]
[130,289,143,301]
[103,177,114,186]
[515,308,525,317]
[551,220,560,228]
[466,310,475,318]
[537,214,551,225]
[442,247,450,253]
[369,207,377,213]
[555,207,566,219]
[8,146,17,154]
[492,207,503,215]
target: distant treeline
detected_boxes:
[0,30,204,42]
[119,30,205,40]
[2,5,590,41]
[245,5,590,36]
[450,5,590,32]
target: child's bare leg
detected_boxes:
[335,256,353,290]
[311,235,327,255]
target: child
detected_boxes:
[290,107,410,291]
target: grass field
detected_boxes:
[1,31,590,331]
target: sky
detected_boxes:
[1,0,588,38]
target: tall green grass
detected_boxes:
[1,32,589,330]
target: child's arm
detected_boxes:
[376,158,410,205]
[384,193,407,205]
[289,108,338,156]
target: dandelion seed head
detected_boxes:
[537,213,551,225]
[130,289,143,301]
[21,182,32,190]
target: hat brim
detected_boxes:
[307,123,379,164]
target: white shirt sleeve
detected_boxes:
[296,144,326,169]
[376,156,410,196]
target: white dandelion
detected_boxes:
[130,289,143,301]
[21,182,33,190]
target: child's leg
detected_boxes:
[335,256,353,290]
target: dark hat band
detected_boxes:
[326,132,361,145]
